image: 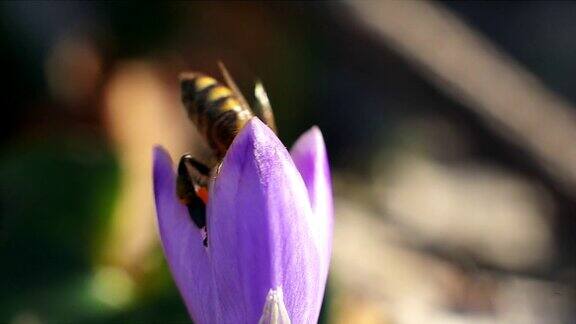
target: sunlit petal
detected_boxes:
[290,127,333,280]
[208,119,323,323]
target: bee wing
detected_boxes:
[253,80,277,133]
[217,61,252,112]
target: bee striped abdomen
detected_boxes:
[177,66,278,245]
[180,73,254,159]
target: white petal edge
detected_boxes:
[258,287,292,324]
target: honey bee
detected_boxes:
[177,63,276,245]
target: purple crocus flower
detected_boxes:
[153,118,333,323]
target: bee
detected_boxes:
[177,63,277,246]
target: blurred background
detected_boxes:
[2,1,576,323]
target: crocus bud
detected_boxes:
[153,118,333,323]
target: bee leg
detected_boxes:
[176,154,211,246]
[253,80,277,133]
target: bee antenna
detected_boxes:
[217,61,251,112]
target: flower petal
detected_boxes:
[290,127,333,281]
[153,146,215,323]
[208,118,323,323]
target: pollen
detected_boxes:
[196,187,209,205]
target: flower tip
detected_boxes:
[290,126,328,170]
[308,125,322,135]
[152,145,175,200]
[301,125,325,148]
[152,145,172,166]
[241,117,274,140]
[226,117,282,159]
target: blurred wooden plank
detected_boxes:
[348,0,576,197]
